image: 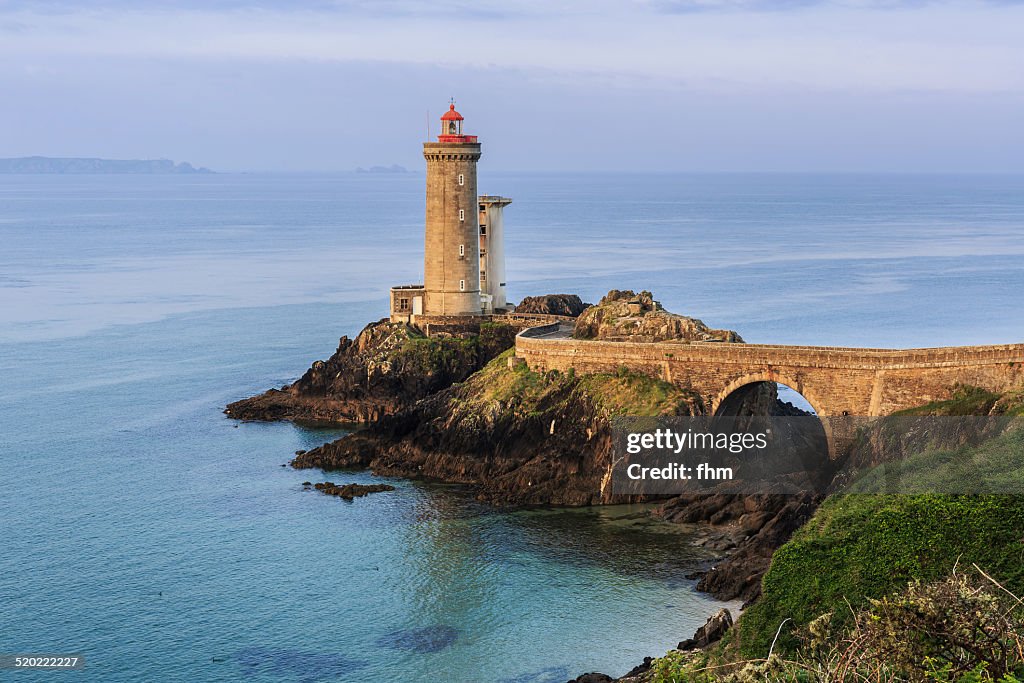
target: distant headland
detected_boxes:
[0,157,213,174]
[355,164,409,174]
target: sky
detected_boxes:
[0,0,1022,172]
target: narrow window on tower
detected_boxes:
[459,209,465,221]
[459,244,465,257]
[459,280,466,292]
[458,174,465,186]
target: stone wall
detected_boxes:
[515,334,1024,418]
[414,313,576,338]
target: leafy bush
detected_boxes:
[649,571,1024,683]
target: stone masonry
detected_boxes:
[517,324,1024,417]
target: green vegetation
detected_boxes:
[471,349,550,403]
[388,322,517,378]
[577,370,695,416]
[737,492,1024,657]
[739,390,1024,657]
[848,426,1024,495]
[645,387,1024,682]
[894,385,1024,417]
[394,334,481,374]
[461,349,699,417]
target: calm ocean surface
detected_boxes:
[2,172,1023,682]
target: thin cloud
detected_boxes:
[648,0,999,11]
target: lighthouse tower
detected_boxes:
[389,101,512,329]
[422,103,482,316]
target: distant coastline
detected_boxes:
[355,164,409,174]
[0,156,213,174]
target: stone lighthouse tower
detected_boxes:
[422,103,482,316]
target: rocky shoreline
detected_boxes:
[225,318,519,423]
[227,290,828,682]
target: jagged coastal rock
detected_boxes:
[282,292,755,508]
[234,292,808,598]
[291,348,703,505]
[574,290,743,343]
[308,482,396,500]
[514,293,590,317]
[678,608,733,650]
[225,319,517,423]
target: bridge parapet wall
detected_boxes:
[515,333,1024,417]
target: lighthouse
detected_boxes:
[389,102,511,327]
[422,103,483,316]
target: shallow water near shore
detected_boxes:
[2,172,1023,681]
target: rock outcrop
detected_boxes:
[678,608,733,651]
[225,319,517,423]
[308,481,395,500]
[233,290,843,680]
[292,350,703,506]
[514,293,590,317]
[574,290,743,343]
[655,493,821,605]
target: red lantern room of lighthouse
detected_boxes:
[437,104,478,143]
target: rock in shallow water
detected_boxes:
[312,482,395,500]
[234,646,366,683]
[566,673,614,683]
[374,624,460,653]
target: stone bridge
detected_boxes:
[516,323,1024,454]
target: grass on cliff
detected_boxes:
[892,384,1024,417]
[737,490,1024,658]
[465,350,699,417]
[576,369,698,416]
[735,388,1024,659]
[846,426,1024,495]
[391,322,516,375]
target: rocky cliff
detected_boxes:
[292,350,703,506]
[275,292,812,602]
[225,320,517,423]
[234,291,830,642]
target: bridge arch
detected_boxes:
[712,372,829,417]
[712,372,839,459]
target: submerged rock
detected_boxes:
[234,646,366,682]
[374,625,459,653]
[566,674,614,683]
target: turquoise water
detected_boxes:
[2,173,1023,681]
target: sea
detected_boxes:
[1,172,1023,682]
